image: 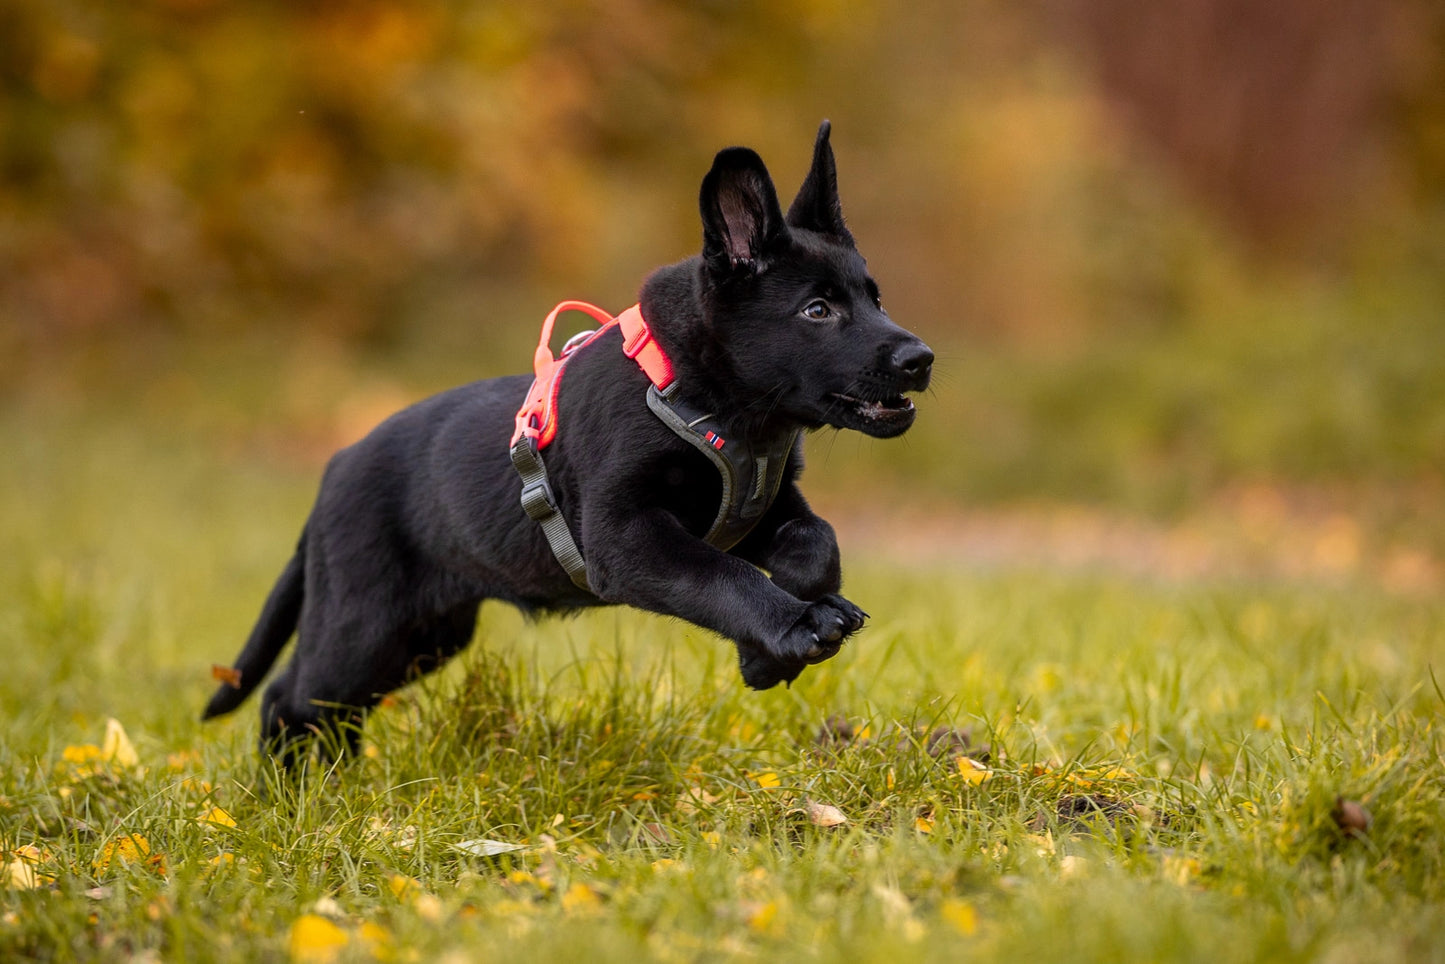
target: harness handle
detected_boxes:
[532,300,614,376]
[512,300,616,449]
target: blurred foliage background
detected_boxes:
[3,0,1444,574]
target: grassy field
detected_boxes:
[2,405,1443,963]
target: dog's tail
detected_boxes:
[201,541,305,721]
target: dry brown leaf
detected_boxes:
[1332,796,1372,837]
[804,799,848,828]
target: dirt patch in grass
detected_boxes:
[824,485,1442,595]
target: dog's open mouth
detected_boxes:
[834,392,914,419]
[825,391,918,437]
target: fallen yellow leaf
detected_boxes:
[412,893,445,923]
[180,777,214,797]
[166,750,202,771]
[1064,765,1134,788]
[940,898,978,936]
[288,914,350,964]
[63,744,104,765]
[387,874,420,900]
[101,719,139,768]
[197,807,236,829]
[956,757,992,785]
[1026,832,1055,857]
[4,846,56,890]
[1163,854,1202,885]
[560,881,603,914]
[357,921,394,959]
[93,835,154,874]
[746,899,781,935]
[59,719,141,779]
[204,853,236,876]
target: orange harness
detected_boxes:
[510,301,673,451]
[509,301,796,593]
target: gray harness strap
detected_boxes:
[646,384,798,551]
[511,383,798,593]
[510,437,591,591]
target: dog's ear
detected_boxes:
[700,147,787,277]
[785,120,853,245]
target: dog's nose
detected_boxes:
[890,339,933,381]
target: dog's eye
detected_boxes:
[802,300,832,321]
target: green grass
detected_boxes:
[3,409,1444,963]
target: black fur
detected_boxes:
[204,122,933,763]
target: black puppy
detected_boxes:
[204,122,933,761]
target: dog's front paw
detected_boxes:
[737,645,805,691]
[775,594,867,664]
[737,595,866,690]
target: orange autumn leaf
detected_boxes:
[211,664,243,689]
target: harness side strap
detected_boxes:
[616,305,675,390]
[509,437,591,592]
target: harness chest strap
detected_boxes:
[509,302,798,593]
[644,384,797,550]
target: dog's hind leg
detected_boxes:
[401,600,483,681]
[258,663,357,768]
[259,599,482,767]
[257,592,404,766]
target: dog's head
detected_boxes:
[694,122,932,439]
